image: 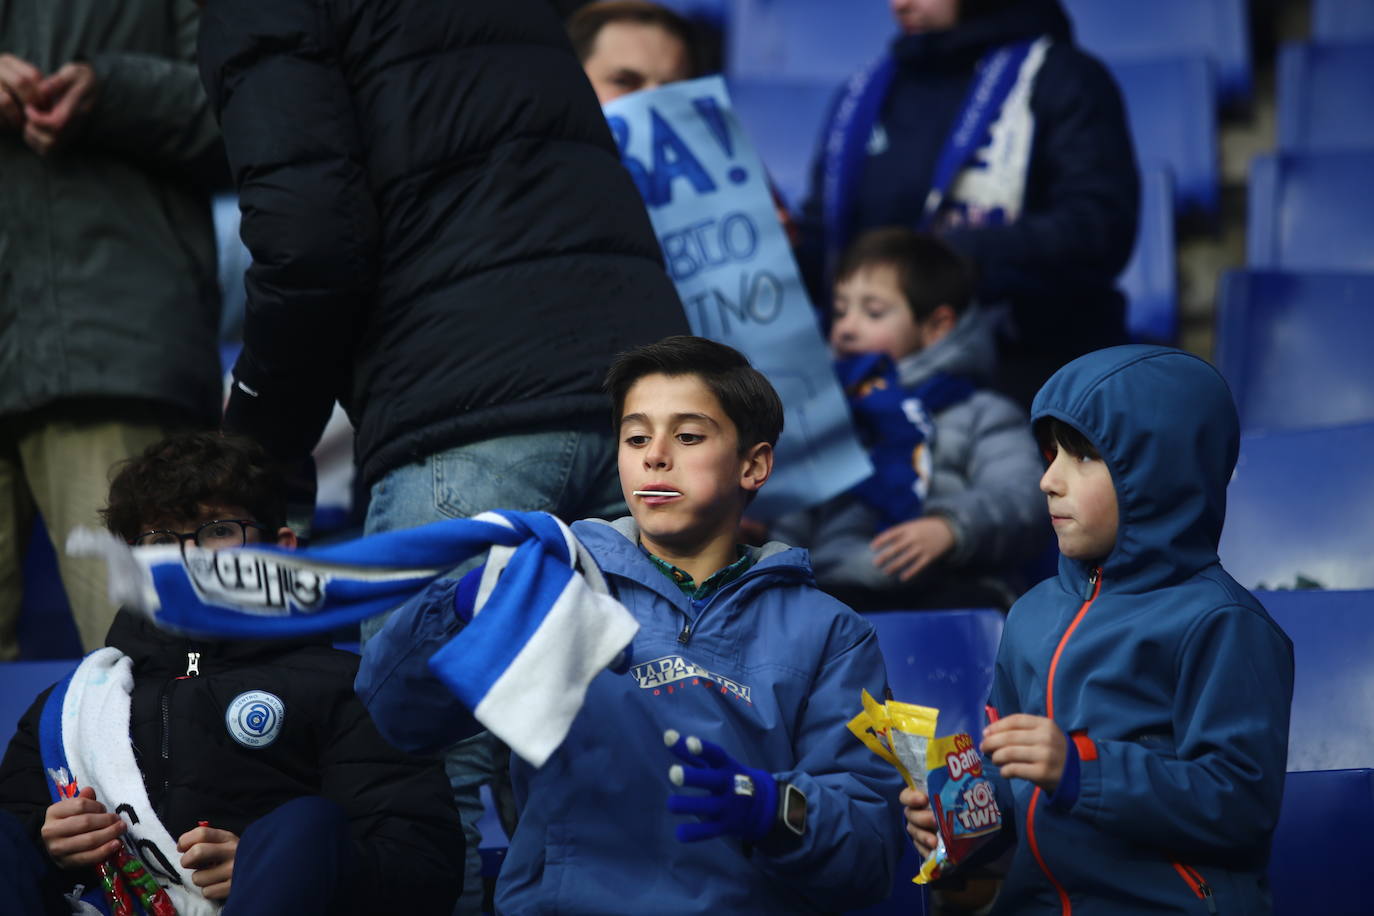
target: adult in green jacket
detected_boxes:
[0,0,225,658]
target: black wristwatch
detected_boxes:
[777,781,807,838]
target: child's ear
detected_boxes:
[276,527,299,549]
[739,442,774,494]
[922,304,958,344]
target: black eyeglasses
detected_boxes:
[130,519,269,550]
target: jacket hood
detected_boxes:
[1031,346,1239,593]
[893,0,1072,69]
[897,302,1002,387]
[106,607,331,676]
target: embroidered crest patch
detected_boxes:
[225,691,285,748]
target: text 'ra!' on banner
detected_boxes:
[604,76,871,521]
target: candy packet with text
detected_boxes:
[848,689,1003,884]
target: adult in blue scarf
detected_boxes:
[794,0,1139,407]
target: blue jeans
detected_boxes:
[361,421,625,915]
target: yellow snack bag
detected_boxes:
[849,689,1003,885]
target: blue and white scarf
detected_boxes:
[40,649,220,915]
[69,511,638,767]
[821,37,1048,266]
[835,353,975,529]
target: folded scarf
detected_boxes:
[40,648,219,915]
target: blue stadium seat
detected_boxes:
[1277,41,1374,151]
[1109,57,1218,215]
[1312,0,1374,43]
[865,609,1004,748]
[1247,151,1374,271]
[726,0,896,82]
[848,609,1003,916]
[1060,0,1251,105]
[17,518,83,660]
[1260,589,1374,772]
[1219,423,1374,591]
[1215,270,1374,431]
[727,76,834,212]
[652,0,728,29]
[1120,167,1177,344]
[1268,768,1374,916]
[0,659,79,749]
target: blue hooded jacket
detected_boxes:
[984,346,1294,914]
[493,517,903,914]
[356,516,904,914]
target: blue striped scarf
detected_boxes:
[68,511,638,766]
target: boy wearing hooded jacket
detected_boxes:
[360,336,904,914]
[903,346,1294,913]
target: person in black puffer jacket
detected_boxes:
[0,433,466,915]
[198,0,689,493]
[198,6,689,907]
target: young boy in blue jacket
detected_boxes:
[903,345,1294,913]
[360,336,903,914]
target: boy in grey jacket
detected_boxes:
[772,229,1046,609]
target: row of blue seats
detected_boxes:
[669,0,1254,108]
[675,0,1374,106]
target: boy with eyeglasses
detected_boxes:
[0,432,464,915]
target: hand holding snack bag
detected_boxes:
[849,689,1002,884]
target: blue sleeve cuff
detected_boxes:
[1048,733,1080,812]
[452,564,485,623]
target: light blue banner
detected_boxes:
[604,76,871,520]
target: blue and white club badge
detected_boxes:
[225,690,285,748]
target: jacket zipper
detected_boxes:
[161,652,201,797]
[1172,861,1217,913]
[670,565,805,646]
[1027,566,1102,916]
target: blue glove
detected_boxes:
[664,729,778,843]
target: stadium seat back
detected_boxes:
[1312,0,1374,43]
[1060,0,1250,104]
[0,659,80,750]
[727,76,835,213]
[1215,270,1374,431]
[652,0,728,30]
[1220,423,1374,591]
[864,608,1004,742]
[846,609,1002,916]
[1120,167,1177,343]
[1109,57,1218,215]
[1277,41,1374,151]
[1260,589,1374,772]
[1247,152,1374,271]
[1268,768,1374,916]
[727,0,896,82]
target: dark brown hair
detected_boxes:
[101,432,287,541]
[568,0,700,76]
[604,335,784,451]
[835,227,975,322]
[1034,416,1102,463]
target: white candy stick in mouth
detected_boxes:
[633,490,681,497]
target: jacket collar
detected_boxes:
[105,607,330,677]
[572,517,812,609]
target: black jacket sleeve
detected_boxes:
[942,45,1140,301]
[198,0,378,464]
[0,691,56,846]
[318,680,466,913]
[0,687,102,905]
